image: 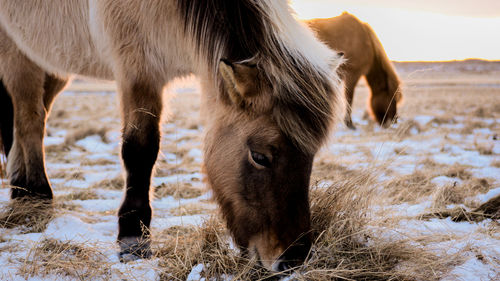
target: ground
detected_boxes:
[0,60,499,280]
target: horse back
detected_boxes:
[0,0,113,78]
[307,13,374,76]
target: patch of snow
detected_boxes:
[471,167,500,182]
[475,187,500,203]
[44,136,65,146]
[45,215,112,243]
[493,142,500,154]
[75,135,117,154]
[398,218,486,236]
[84,171,122,185]
[391,163,416,175]
[152,214,208,228]
[64,179,91,189]
[76,199,120,212]
[433,150,491,167]
[431,176,462,187]
[443,257,497,281]
[413,115,434,126]
[187,148,203,163]
[472,128,492,135]
[187,263,205,281]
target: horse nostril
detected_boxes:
[277,260,292,272]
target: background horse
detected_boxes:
[307,12,402,129]
[0,0,343,271]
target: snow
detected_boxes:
[431,176,462,187]
[186,263,205,281]
[75,135,118,154]
[475,187,500,203]
[433,151,491,167]
[414,115,434,126]
[187,148,203,163]
[2,76,500,280]
[443,258,497,281]
[45,215,114,243]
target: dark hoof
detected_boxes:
[10,184,53,200]
[118,237,152,262]
[345,121,356,130]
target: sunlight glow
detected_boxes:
[291,1,500,61]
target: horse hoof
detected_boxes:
[346,123,356,130]
[10,184,53,200]
[118,237,152,263]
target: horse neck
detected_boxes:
[365,54,399,98]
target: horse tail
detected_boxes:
[362,22,402,104]
[0,79,14,157]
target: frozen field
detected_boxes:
[1,60,499,280]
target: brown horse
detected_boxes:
[0,0,344,271]
[307,12,402,129]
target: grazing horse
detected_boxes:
[0,0,344,270]
[307,12,402,129]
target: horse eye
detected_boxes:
[249,150,271,169]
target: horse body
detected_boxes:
[0,0,343,270]
[307,12,402,129]
[0,0,195,80]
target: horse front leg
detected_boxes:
[117,81,162,262]
[343,74,361,130]
[1,57,54,200]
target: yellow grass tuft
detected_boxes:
[57,190,100,201]
[91,176,124,190]
[385,171,435,204]
[0,199,56,233]
[63,127,109,147]
[154,171,457,280]
[19,239,111,280]
[155,182,204,199]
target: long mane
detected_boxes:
[177,0,344,153]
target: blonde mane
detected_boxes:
[179,0,344,153]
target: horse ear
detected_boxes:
[218,60,259,107]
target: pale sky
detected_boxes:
[291,0,500,61]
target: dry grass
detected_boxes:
[155,182,204,199]
[63,127,108,147]
[169,203,213,216]
[57,190,100,201]
[443,165,472,181]
[0,199,56,233]
[81,158,116,166]
[421,194,500,222]
[154,171,456,280]
[18,238,111,280]
[50,170,86,181]
[91,176,124,190]
[432,183,466,209]
[396,119,422,138]
[474,141,494,155]
[385,171,435,204]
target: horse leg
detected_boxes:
[343,74,360,130]
[43,73,69,112]
[0,79,14,156]
[2,57,52,200]
[117,81,162,261]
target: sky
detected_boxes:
[290,0,500,61]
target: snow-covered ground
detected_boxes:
[1,61,499,280]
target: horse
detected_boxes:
[0,0,344,271]
[307,12,402,129]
